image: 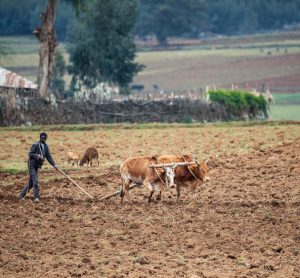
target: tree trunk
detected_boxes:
[156,33,168,48]
[34,0,57,98]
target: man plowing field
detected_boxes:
[18,132,58,203]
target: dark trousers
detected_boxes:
[19,165,39,199]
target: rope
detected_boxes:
[182,156,201,185]
[151,162,166,187]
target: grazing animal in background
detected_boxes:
[157,155,210,202]
[67,151,80,166]
[119,156,176,203]
[79,147,99,166]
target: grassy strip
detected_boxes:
[1,168,28,175]
[273,93,300,104]
[270,105,300,121]
[0,163,28,174]
[1,120,300,132]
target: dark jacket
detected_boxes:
[28,141,56,168]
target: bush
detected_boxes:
[209,89,268,119]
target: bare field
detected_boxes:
[134,52,300,93]
[0,123,300,277]
[1,34,300,94]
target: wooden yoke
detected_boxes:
[149,161,197,168]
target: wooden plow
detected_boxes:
[56,161,199,202]
[99,184,139,201]
[149,161,198,168]
[56,166,94,200]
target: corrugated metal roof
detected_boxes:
[0,67,37,89]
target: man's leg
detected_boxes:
[31,167,40,200]
[19,173,33,199]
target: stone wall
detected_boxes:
[0,87,262,126]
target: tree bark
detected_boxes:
[34,0,57,98]
[156,33,168,48]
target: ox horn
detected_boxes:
[192,155,199,165]
[205,159,209,164]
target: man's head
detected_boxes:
[40,132,48,143]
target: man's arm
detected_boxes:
[28,143,40,160]
[45,146,57,168]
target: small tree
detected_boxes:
[34,0,57,98]
[67,0,143,94]
[34,0,84,98]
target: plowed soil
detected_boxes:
[0,125,300,277]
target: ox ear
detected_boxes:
[151,156,158,163]
[182,154,192,162]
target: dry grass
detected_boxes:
[0,123,299,174]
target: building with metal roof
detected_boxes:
[0,67,37,89]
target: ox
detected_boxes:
[119,156,176,203]
[157,155,210,202]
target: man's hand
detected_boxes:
[54,165,58,170]
[37,154,45,161]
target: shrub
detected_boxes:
[209,89,268,119]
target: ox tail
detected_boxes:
[119,175,126,198]
[119,164,125,198]
[96,153,99,165]
[119,183,125,198]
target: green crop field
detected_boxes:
[272,93,300,104]
[270,105,300,121]
[269,93,300,121]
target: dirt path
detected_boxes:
[0,140,299,277]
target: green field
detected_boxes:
[270,105,300,121]
[272,93,300,104]
[269,93,300,121]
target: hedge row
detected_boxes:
[209,90,268,119]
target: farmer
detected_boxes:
[18,132,57,203]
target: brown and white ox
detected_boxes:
[157,155,210,201]
[119,156,176,203]
[67,151,80,166]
